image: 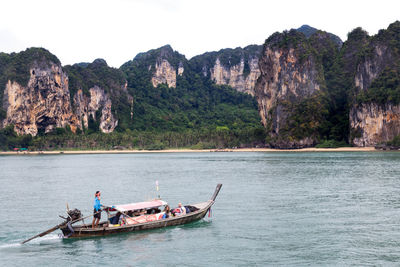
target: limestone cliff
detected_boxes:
[354,44,393,92]
[350,103,400,146]
[2,63,79,136]
[123,45,186,89]
[1,50,129,136]
[210,57,260,95]
[254,30,325,148]
[349,21,400,146]
[65,58,131,133]
[73,86,118,133]
[151,59,177,88]
[189,45,262,95]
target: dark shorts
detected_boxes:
[93,209,101,219]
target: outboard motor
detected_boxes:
[60,208,82,238]
[67,208,82,221]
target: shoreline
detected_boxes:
[0,147,380,155]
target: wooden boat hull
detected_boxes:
[61,185,220,239]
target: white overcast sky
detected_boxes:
[0,0,398,68]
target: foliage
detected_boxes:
[0,44,265,150]
[1,22,400,149]
[263,29,349,143]
[386,135,400,146]
[0,125,33,151]
[352,22,400,106]
[129,45,187,71]
[0,48,61,120]
[64,59,126,99]
[266,29,307,51]
[269,93,329,141]
[120,49,262,134]
[24,126,266,151]
[0,47,60,88]
[316,139,350,148]
[356,67,400,105]
[64,59,132,131]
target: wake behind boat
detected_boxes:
[22,184,222,243]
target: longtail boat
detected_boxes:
[21,184,222,243]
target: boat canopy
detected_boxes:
[106,200,167,212]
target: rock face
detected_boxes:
[177,62,184,76]
[125,44,261,94]
[73,86,118,133]
[151,59,177,88]
[1,52,126,136]
[189,45,262,95]
[210,57,260,95]
[2,63,79,136]
[354,44,393,91]
[350,103,400,146]
[254,30,323,148]
[256,46,321,126]
[124,45,186,89]
[349,21,400,146]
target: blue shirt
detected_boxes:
[94,197,101,211]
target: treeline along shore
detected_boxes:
[0,147,379,156]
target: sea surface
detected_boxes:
[1,151,400,266]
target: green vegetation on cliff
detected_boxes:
[65,59,126,99]
[354,21,400,106]
[263,22,400,146]
[64,59,133,130]
[133,45,187,71]
[0,45,265,151]
[0,125,33,150]
[189,45,262,78]
[0,48,61,88]
[263,29,347,145]
[387,135,400,147]
[0,48,61,121]
[356,67,400,105]
[1,22,399,150]
[10,126,265,151]
[120,48,263,141]
[297,25,343,47]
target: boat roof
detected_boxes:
[107,200,167,212]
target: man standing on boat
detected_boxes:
[92,191,103,228]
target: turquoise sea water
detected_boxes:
[1,152,400,266]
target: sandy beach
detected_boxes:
[0,147,380,155]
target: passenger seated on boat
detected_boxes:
[109,212,122,225]
[178,203,186,215]
[140,209,146,215]
[173,203,186,216]
[118,214,126,225]
[133,210,140,216]
[162,205,171,219]
[148,208,161,214]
